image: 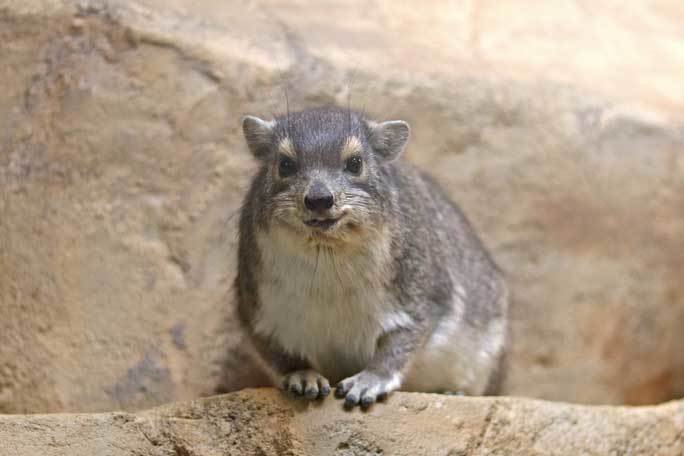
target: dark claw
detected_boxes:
[344,393,359,408]
[289,382,303,395]
[320,385,331,397]
[304,387,318,399]
[335,384,347,398]
[376,392,388,402]
[360,395,375,408]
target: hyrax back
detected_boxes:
[236,105,508,407]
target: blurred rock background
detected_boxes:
[0,0,682,413]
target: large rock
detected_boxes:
[1,389,683,455]
[1,0,683,413]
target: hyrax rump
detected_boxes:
[235,105,508,408]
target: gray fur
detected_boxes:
[235,105,509,408]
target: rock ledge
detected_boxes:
[1,389,683,455]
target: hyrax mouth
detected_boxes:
[303,216,342,231]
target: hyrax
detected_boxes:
[236,105,508,408]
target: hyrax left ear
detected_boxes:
[365,120,410,162]
[242,115,276,161]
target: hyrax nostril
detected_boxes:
[305,181,334,211]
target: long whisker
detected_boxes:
[285,85,292,138]
[325,247,344,286]
[309,246,321,295]
[347,70,358,136]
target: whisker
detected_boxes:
[309,246,321,295]
[285,85,293,138]
[325,247,345,286]
[346,70,358,136]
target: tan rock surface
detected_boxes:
[1,0,683,413]
[1,389,684,455]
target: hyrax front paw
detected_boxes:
[281,370,331,400]
[335,370,401,408]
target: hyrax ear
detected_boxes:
[242,115,276,161]
[365,120,410,162]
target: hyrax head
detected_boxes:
[242,105,410,245]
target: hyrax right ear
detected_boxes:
[242,115,275,161]
[365,120,410,162]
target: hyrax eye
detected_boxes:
[344,156,363,175]
[278,156,297,177]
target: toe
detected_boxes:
[344,383,366,408]
[335,380,350,398]
[284,373,304,395]
[360,388,377,408]
[303,372,319,399]
[289,380,303,395]
[318,377,331,397]
[303,383,319,399]
[360,395,375,409]
[344,392,360,408]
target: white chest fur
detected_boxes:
[253,228,407,381]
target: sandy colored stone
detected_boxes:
[0,0,683,414]
[1,389,683,455]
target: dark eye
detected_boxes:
[278,156,297,177]
[344,156,363,175]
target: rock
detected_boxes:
[1,0,683,413]
[1,389,683,455]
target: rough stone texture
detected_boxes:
[1,0,683,413]
[1,389,684,455]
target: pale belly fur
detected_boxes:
[254,229,502,392]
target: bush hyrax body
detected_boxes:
[236,105,509,408]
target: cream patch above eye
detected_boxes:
[277,137,297,159]
[341,136,363,161]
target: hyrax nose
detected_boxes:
[304,181,334,211]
